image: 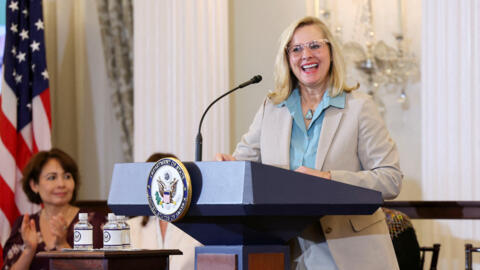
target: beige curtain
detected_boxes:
[44,0,126,200]
[96,0,134,161]
[133,0,230,162]
[417,0,480,268]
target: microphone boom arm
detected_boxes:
[195,75,262,161]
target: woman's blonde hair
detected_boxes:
[269,16,358,104]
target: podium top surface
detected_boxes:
[108,161,382,217]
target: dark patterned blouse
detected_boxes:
[2,209,105,270]
[383,207,421,270]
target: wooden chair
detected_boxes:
[420,244,441,270]
[465,244,480,270]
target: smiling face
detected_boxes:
[30,158,75,207]
[288,24,331,91]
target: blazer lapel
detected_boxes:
[264,105,292,168]
[315,108,344,170]
[276,107,292,167]
[278,110,293,166]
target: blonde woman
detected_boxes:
[216,16,402,270]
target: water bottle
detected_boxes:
[117,215,131,249]
[73,213,93,250]
[103,213,122,250]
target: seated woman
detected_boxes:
[128,153,202,270]
[2,148,105,270]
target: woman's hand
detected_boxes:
[50,214,70,249]
[215,153,236,161]
[295,166,331,179]
[20,214,38,254]
[11,215,38,270]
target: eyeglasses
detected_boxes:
[286,39,329,57]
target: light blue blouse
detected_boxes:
[278,88,345,270]
[280,88,345,171]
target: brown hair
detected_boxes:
[142,152,178,226]
[22,148,80,204]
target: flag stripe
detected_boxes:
[39,88,51,129]
[0,174,20,226]
[0,136,16,191]
[0,210,12,247]
[32,132,39,154]
[0,96,17,163]
[20,123,33,152]
[33,92,52,150]
[16,127,33,172]
[0,80,17,129]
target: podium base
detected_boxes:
[195,245,289,270]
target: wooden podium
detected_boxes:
[108,161,383,270]
[36,249,182,270]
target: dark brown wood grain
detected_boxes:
[383,201,480,219]
[248,253,284,270]
[37,249,181,270]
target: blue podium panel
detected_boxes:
[174,216,317,245]
[108,161,383,245]
[108,162,154,216]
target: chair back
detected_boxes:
[383,208,442,270]
[465,244,480,270]
[420,244,440,270]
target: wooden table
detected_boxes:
[36,249,182,270]
[383,201,480,219]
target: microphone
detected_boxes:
[195,75,262,161]
[238,75,262,88]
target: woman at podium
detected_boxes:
[216,16,402,270]
[2,149,105,270]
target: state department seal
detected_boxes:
[146,157,192,222]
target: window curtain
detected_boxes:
[96,0,134,161]
[133,0,230,162]
[44,0,126,200]
[417,0,480,268]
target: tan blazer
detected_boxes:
[233,91,402,270]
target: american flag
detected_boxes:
[0,0,51,262]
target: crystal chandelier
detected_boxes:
[317,0,420,112]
